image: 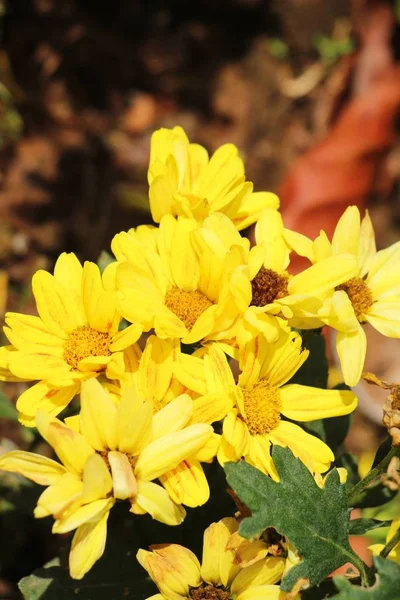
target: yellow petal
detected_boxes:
[32,270,81,337]
[137,335,174,401]
[17,382,79,426]
[319,290,359,333]
[8,351,71,380]
[136,548,190,600]
[170,218,199,291]
[82,453,113,504]
[0,450,66,485]
[230,556,285,595]
[53,497,114,533]
[270,421,334,473]
[159,459,209,508]
[36,472,83,518]
[134,424,213,482]
[36,410,95,475]
[53,252,86,327]
[108,450,137,500]
[152,394,193,439]
[78,356,111,372]
[201,518,240,587]
[191,433,220,463]
[358,211,376,275]
[149,544,201,588]
[116,388,153,455]
[191,393,233,425]
[283,229,314,262]
[82,261,104,330]
[80,379,118,451]
[204,345,235,393]
[223,411,250,457]
[365,303,400,337]
[288,254,358,296]
[236,584,287,600]
[366,241,400,294]
[173,352,207,396]
[331,205,360,257]
[255,209,289,272]
[246,436,278,480]
[131,481,186,525]
[280,384,357,421]
[69,510,111,580]
[110,323,142,351]
[4,313,65,348]
[336,325,366,387]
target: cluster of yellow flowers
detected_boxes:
[0,126,400,591]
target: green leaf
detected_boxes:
[18,534,155,600]
[290,329,328,389]
[332,556,400,598]
[225,447,366,591]
[349,519,391,535]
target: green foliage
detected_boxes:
[266,37,288,59]
[332,556,400,599]
[291,329,328,389]
[348,519,391,535]
[313,33,355,65]
[0,386,18,419]
[225,447,367,591]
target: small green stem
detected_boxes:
[348,445,400,506]
[380,528,400,559]
[349,553,372,587]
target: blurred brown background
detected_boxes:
[1,0,400,595]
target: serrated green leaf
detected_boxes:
[349,519,391,535]
[225,447,366,591]
[332,556,400,598]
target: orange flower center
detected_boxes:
[165,288,213,330]
[189,584,229,600]
[64,325,111,370]
[242,379,281,435]
[250,266,289,307]
[336,277,373,321]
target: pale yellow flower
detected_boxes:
[205,209,359,347]
[111,214,249,345]
[285,206,400,385]
[175,330,357,478]
[137,517,293,600]
[107,334,220,508]
[147,126,279,230]
[0,379,215,579]
[0,253,142,425]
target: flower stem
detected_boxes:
[380,528,400,559]
[348,445,400,506]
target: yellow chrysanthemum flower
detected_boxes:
[0,252,143,426]
[0,379,215,579]
[111,214,249,344]
[147,126,279,230]
[107,335,220,507]
[137,517,294,600]
[285,206,400,386]
[176,330,357,478]
[369,518,400,565]
[192,209,358,347]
